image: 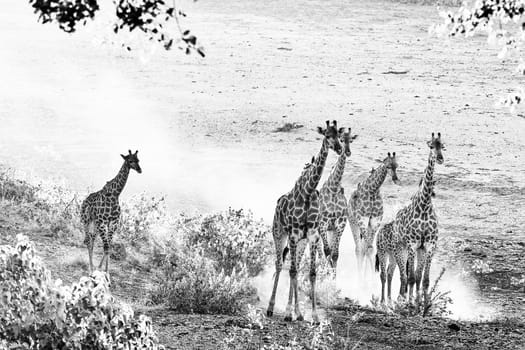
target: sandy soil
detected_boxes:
[1,0,525,348]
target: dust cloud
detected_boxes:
[252,186,498,322]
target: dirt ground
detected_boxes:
[1,0,525,348]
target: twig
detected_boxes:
[381,70,410,75]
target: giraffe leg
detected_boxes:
[356,217,369,278]
[396,245,409,301]
[386,254,396,303]
[84,222,95,273]
[97,223,110,271]
[86,238,94,274]
[422,246,435,310]
[415,248,426,305]
[285,233,300,322]
[295,237,308,322]
[267,230,287,317]
[309,234,320,325]
[318,219,331,264]
[349,219,363,278]
[407,249,416,303]
[103,220,119,277]
[378,250,387,304]
[331,216,347,272]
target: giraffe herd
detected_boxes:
[266,122,445,324]
[79,122,443,325]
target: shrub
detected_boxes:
[0,169,37,203]
[0,235,163,349]
[182,208,272,277]
[119,194,171,248]
[151,247,256,315]
[370,267,452,317]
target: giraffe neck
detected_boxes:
[303,138,330,196]
[103,161,130,197]
[415,150,436,207]
[363,163,388,193]
[324,150,347,192]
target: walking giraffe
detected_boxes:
[348,152,399,275]
[81,150,142,275]
[375,176,436,303]
[317,129,358,272]
[267,120,343,324]
[393,132,445,304]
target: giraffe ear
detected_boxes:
[427,140,433,147]
[338,127,345,135]
[121,154,127,160]
[351,134,358,141]
[317,127,325,135]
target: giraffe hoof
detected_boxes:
[266,310,273,317]
[296,315,304,322]
[284,315,292,322]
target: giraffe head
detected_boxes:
[317,120,343,155]
[383,152,400,184]
[121,150,142,173]
[340,128,358,157]
[427,132,445,164]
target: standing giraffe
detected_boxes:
[267,120,342,324]
[375,176,436,304]
[348,152,399,275]
[318,129,358,272]
[393,132,445,305]
[81,150,142,275]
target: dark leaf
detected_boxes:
[183,35,197,46]
[197,47,205,58]
[164,39,173,50]
[183,29,190,36]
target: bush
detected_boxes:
[370,267,452,317]
[0,169,37,203]
[118,193,171,248]
[182,208,272,277]
[151,247,256,315]
[0,235,163,349]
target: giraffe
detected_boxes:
[375,220,396,304]
[81,150,142,276]
[267,120,343,324]
[348,152,399,275]
[375,176,436,304]
[392,132,445,305]
[317,129,358,272]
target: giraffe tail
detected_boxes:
[282,246,289,263]
[375,253,379,272]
